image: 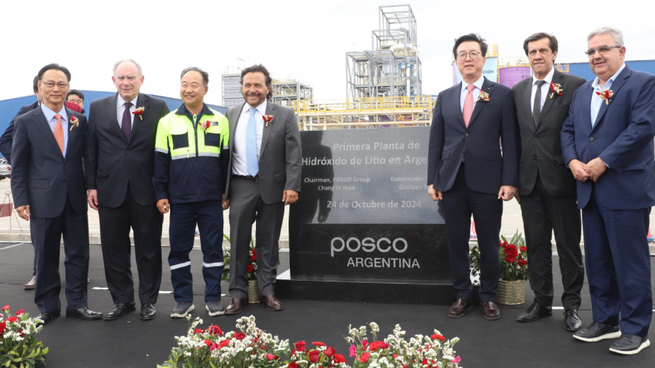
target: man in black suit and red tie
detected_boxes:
[11,63,102,324]
[86,60,170,321]
[428,34,518,321]
[512,33,586,331]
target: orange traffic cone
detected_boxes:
[647,228,653,242]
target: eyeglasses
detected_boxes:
[457,51,481,60]
[585,45,621,57]
[41,80,69,89]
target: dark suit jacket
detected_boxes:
[10,107,88,218]
[428,77,518,193]
[561,66,655,210]
[513,70,585,197]
[86,93,169,208]
[0,101,39,164]
[225,101,302,204]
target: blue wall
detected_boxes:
[0,91,227,158]
[567,59,655,81]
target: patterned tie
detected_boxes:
[533,80,546,128]
[463,85,475,127]
[246,108,259,177]
[122,101,132,141]
[54,114,64,154]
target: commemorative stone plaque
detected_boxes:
[277,127,454,304]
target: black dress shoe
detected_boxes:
[36,311,60,325]
[516,301,552,322]
[140,303,157,321]
[105,303,136,321]
[448,298,472,318]
[609,334,651,355]
[481,301,501,320]
[564,309,582,332]
[66,307,102,320]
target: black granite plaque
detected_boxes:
[279,127,452,304]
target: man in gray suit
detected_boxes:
[223,64,302,314]
[512,33,586,331]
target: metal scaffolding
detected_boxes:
[222,74,314,109]
[222,73,242,108]
[346,4,422,99]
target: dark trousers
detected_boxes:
[168,200,224,303]
[31,197,89,314]
[228,177,284,299]
[442,164,502,301]
[98,187,162,305]
[583,193,652,337]
[520,176,584,309]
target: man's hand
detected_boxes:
[568,159,590,182]
[222,194,230,210]
[498,185,517,201]
[585,157,607,183]
[16,205,30,221]
[282,190,298,205]
[157,199,170,214]
[428,184,443,201]
[87,189,99,210]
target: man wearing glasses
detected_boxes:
[11,63,102,324]
[561,27,655,355]
[428,34,518,321]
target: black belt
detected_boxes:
[233,175,259,182]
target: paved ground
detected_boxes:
[1,177,654,253]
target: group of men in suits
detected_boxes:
[10,61,302,324]
[428,27,653,355]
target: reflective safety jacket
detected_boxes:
[153,104,229,204]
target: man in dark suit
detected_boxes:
[223,64,302,314]
[11,63,102,324]
[512,33,586,331]
[561,27,655,355]
[86,60,169,321]
[428,34,518,321]
[0,76,41,165]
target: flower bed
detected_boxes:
[0,305,48,368]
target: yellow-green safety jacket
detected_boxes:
[153,103,229,204]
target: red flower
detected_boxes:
[362,340,368,349]
[333,354,346,363]
[247,264,254,273]
[234,332,246,340]
[288,363,299,368]
[368,341,389,351]
[504,244,518,257]
[7,316,18,323]
[2,305,9,311]
[207,325,223,336]
[308,350,321,363]
[324,346,335,357]
[250,248,257,261]
[312,341,326,347]
[431,333,446,342]
[357,352,371,363]
[518,259,527,266]
[0,321,6,334]
[16,309,24,316]
[295,341,306,352]
[219,340,230,349]
[266,353,279,361]
[194,328,203,334]
[520,246,527,252]
[204,339,213,347]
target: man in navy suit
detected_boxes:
[562,27,655,355]
[428,34,518,321]
[0,76,41,165]
[11,64,102,324]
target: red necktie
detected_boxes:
[54,114,64,153]
[463,85,474,127]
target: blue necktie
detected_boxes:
[246,108,259,177]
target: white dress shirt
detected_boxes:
[232,99,267,176]
[590,64,626,126]
[116,95,138,129]
[41,103,69,157]
[530,67,555,114]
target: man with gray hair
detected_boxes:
[86,60,170,321]
[561,27,655,355]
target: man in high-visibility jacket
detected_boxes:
[153,67,229,318]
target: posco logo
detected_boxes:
[330,237,408,257]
